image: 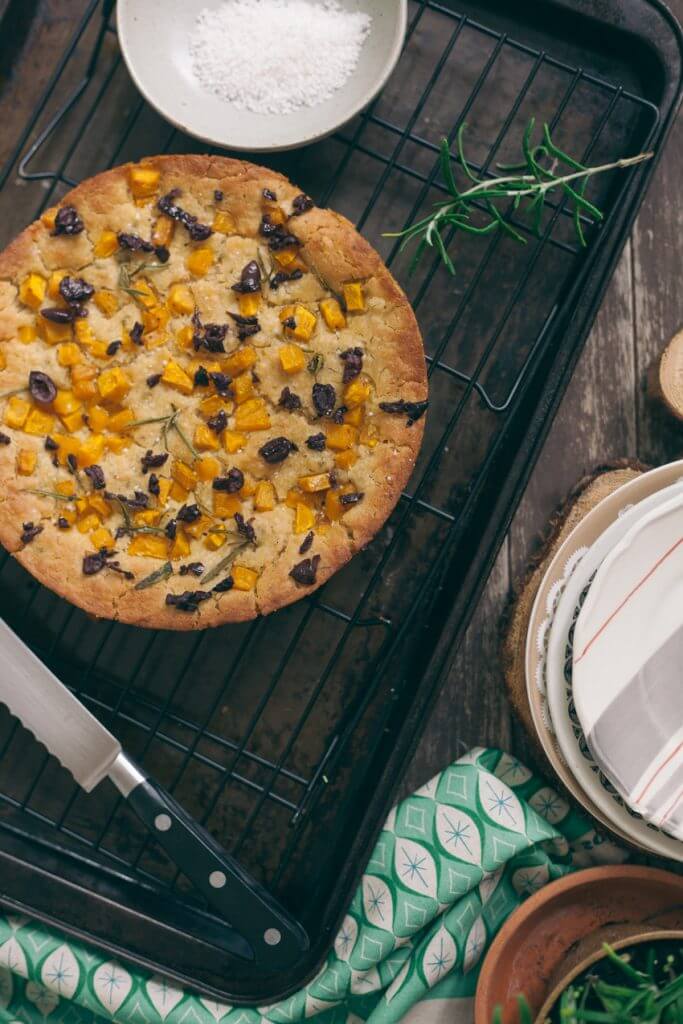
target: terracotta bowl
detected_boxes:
[474,865,683,1024]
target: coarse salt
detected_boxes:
[188,0,371,116]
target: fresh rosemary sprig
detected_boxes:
[201,540,249,586]
[23,488,76,502]
[385,118,653,274]
[135,561,173,591]
[124,405,198,460]
[118,259,167,298]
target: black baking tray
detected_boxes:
[0,0,680,1004]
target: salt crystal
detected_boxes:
[189,0,372,116]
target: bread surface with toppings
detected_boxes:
[0,155,427,628]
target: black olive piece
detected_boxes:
[312,382,336,417]
[231,260,261,294]
[214,189,224,202]
[53,205,84,236]
[165,519,177,540]
[59,276,94,305]
[84,464,106,490]
[179,562,205,577]
[44,436,58,451]
[176,503,201,523]
[148,473,160,496]
[213,576,234,593]
[194,366,210,387]
[234,512,256,544]
[28,370,57,406]
[258,437,297,464]
[106,340,122,356]
[21,522,43,545]
[146,373,162,388]
[213,468,243,493]
[298,530,314,555]
[165,590,211,612]
[0,432,10,446]
[339,491,364,507]
[267,227,301,252]
[291,194,314,216]
[82,551,108,575]
[40,307,76,323]
[331,405,347,424]
[270,268,303,289]
[157,191,212,241]
[306,432,326,451]
[154,245,170,263]
[57,517,69,529]
[130,322,144,345]
[289,554,320,586]
[66,453,78,474]
[210,371,231,396]
[379,399,429,426]
[118,232,154,252]
[279,387,301,412]
[262,188,277,201]
[141,450,169,473]
[207,409,228,434]
[340,346,363,383]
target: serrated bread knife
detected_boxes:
[0,618,308,969]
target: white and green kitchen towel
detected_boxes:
[0,747,625,1024]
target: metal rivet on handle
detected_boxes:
[264,928,282,946]
[154,814,172,832]
[209,870,227,888]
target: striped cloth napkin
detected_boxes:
[0,748,624,1024]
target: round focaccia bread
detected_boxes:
[0,155,427,629]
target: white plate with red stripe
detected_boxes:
[572,490,683,845]
[545,485,683,859]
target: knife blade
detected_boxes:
[0,618,308,970]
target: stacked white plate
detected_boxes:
[525,461,683,860]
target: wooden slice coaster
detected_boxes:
[501,461,646,758]
[654,327,683,421]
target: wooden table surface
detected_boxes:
[0,0,681,801]
[404,0,683,792]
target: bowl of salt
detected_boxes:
[117,0,407,152]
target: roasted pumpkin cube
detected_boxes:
[96,368,130,405]
[47,270,68,301]
[161,359,193,395]
[334,449,358,470]
[325,423,357,451]
[60,409,85,433]
[71,364,98,400]
[223,430,246,453]
[325,484,357,520]
[57,342,82,367]
[94,230,119,259]
[131,278,158,310]
[77,512,100,534]
[273,246,298,268]
[90,527,115,550]
[170,530,191,560]
[193,423,220,451]
[128,165,160,199]
[169,480,188,503]
[19,273,46,309]
[56,480,75,497]
[176,325,195,351]
[108,408,135,433]
[212,491,242,518]
[87,494,112,519]
[186,247,214,277]
[204,531,227,551]
[18,325,37,344]
[184,514,211,540]
[24,408,55,436]
[52,390,81,417]
[238,293,260,317]
[78,434,106,467]
[344,376,372,408]
[279,344,306,375]
[294,502,316,534]
[171,460,197,491]
[142,306,170,335]
[212,210,236,234]
[42,319,72,345]
[234,398,270,432]
[224,346,256,377]
[52,434,80,465]
[41,207,57,231]
[343,282,365,312]
[93,290,119,317]
[16,448,36,475]
[86,405,109,432]
[104,434,131,454]
[283,304,316,342]
[152,213,175,247]
[286,487,315,510]
[253,480,276,512]
[200,394,228,417]
[196,455,220,481]
[232,565,258,591]
[4,396,30,429]
[74,320,96,347]
[298,473,332,493]
[319,298,346,330]
[128,534,169,559]
[167,284,195,316]
[232,372,254,405]
[156,477,173,505]
[343,405,364,427]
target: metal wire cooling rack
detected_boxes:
[0,0,680,1004]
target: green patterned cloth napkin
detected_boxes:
[0,747,625,1024]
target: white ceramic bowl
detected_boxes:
[117,0,407,152]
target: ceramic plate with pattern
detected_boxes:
[525,461,683,845]
[573,492,683,843]
[545,492,683,860]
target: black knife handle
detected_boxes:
[110,754,308,969]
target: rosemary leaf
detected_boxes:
[201,540,249,586]
[134,561,173,590]
[23,488,76,501]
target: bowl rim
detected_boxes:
[116,0,408,153]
